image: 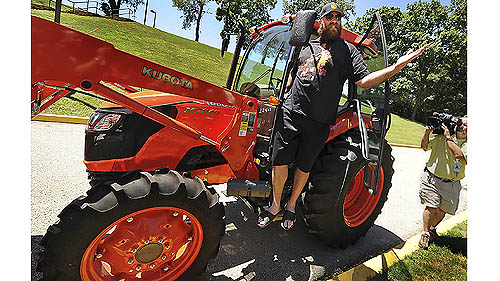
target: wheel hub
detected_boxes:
[136,242,163,263]
[81,207,205,281]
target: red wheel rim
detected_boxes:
[343,165,385,227]
[80,207,203,281]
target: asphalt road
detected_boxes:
[31,121,467,281]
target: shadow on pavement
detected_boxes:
[201,199,405,281]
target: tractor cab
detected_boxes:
[230,12,390,190]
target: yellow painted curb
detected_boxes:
[328,211,467,281]
[32,114,89,124]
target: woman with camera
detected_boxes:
[418,116,467,249]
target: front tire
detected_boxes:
[37,169,225,281]
[299,132,394,247]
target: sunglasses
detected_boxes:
[324,13,342,21]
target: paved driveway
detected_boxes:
[31,121,467,280]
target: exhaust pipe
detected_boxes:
[227,179,272,198]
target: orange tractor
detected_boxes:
[32,10,394,281]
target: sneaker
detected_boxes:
[429,227,440,242]
[419,232,430,250]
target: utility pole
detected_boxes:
[54,0,62,23]
[150,10,157,28]
[143,0,149,25]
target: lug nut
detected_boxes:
[150,263,155,269]
[144,239,149,244]
[127,217,133,222]
[131,248,137,253]
[162,254,167,260]
[136,265,142,271]
[128,258,133,264]
[96,254,103,259]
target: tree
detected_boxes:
[215,0,277,39]
[353,0,466,123]
[349,6,403,43]
[282,0,356,23]
[99,0,144,17]
[172,0,212,42]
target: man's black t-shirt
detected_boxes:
[283,38,370,124]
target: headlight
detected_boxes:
[87,113,122,131]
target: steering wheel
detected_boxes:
[269,77,282,94]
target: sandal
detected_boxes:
[257,210,279,228]
[281,210,296,230]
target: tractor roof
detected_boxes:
[250,15,378,57]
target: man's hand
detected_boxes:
[395,44,430,72]
[441,124,451,140]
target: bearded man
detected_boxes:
[257,2,428,230]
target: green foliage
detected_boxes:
[99,0,144,16]
[172,0,211,41]
[347,6,403,42]
[353,0,467,123]
[215,0,277,38]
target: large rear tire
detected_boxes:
[36,169,225,281]
[299,132,394,247]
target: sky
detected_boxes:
[58,0,450,50]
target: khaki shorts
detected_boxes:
[419,170,462,215]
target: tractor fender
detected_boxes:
[327,111,371,143]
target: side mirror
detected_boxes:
[289,10,317,47]
[221,36,230,57]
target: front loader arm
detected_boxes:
[31,16,259,178]
[31,16,245,144]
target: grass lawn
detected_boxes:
[386,114,425,146]
[366,220,467,281]
[31,6,426,146]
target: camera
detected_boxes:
[426,112,463,135]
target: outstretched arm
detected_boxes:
[355,44,429,89]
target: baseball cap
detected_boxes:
[319,2,345,19]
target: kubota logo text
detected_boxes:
[142,66,193,90]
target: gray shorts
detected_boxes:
[419,170,462,215]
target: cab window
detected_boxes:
[235,25,291,99]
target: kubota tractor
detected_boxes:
[32,10,394,281]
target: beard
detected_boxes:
[318,21,341,41]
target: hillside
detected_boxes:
[31,7,425,146]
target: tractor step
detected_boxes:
[227,179,272,198]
